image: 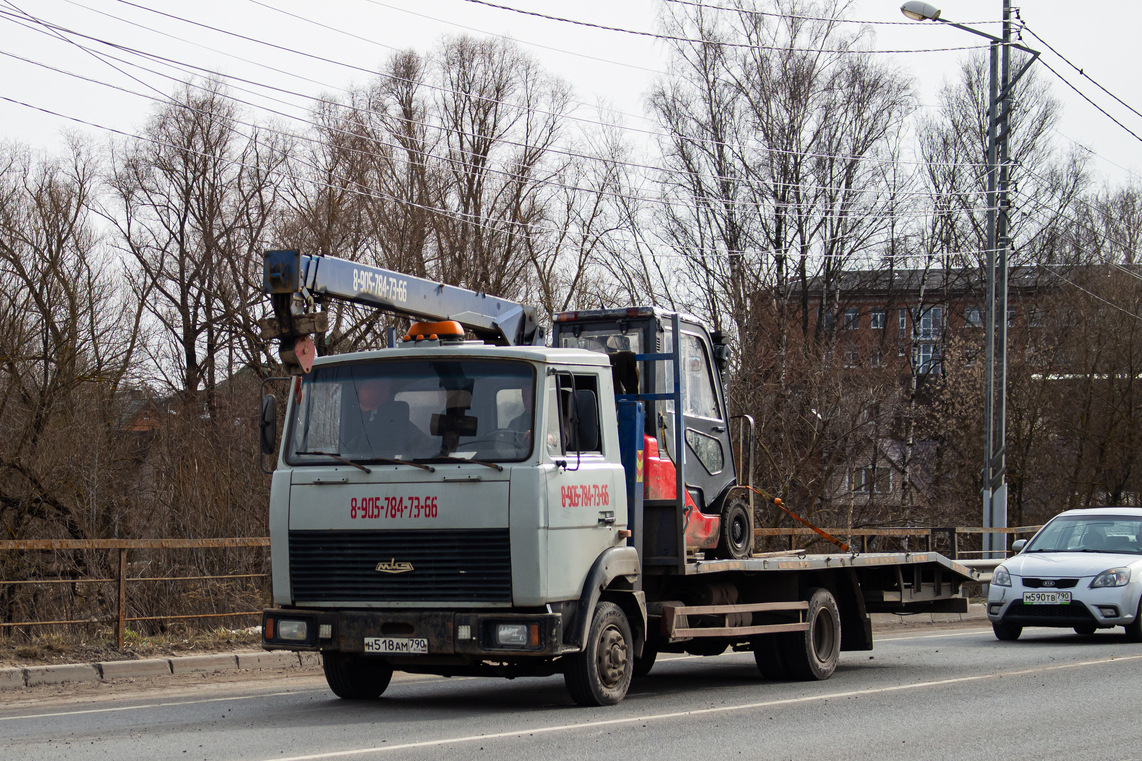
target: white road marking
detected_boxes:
[266,653,1142,761]
[877,627,992,642]
[0,674,449,722]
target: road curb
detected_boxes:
[1,650,318,692]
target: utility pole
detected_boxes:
[901,0,1039,559]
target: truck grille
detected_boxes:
[288,529,511,603]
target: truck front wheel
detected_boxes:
[781,588,841,680]
[322,653,394,699]
[565,602,633,706]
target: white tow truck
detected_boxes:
[257,250,977,706]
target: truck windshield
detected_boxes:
[286,359,536,465]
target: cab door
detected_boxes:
[666,327,736,511]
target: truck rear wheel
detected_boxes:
[781,588,841,681]
[716,498,752,559]
[565,602,633,706]
[322,653,394,699]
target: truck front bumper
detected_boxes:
[262,607,569,659]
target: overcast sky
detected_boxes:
[1,0,1139,188]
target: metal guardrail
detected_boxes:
[754,525,1042,559]
[0,538,270,649]
[1,526,1041,650]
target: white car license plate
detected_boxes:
[1023,591,1071,605]
[364,637,428,655]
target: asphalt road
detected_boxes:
[3,624,1142,761]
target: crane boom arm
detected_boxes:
[260,250,542,372]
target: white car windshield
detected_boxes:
[1025,514,1142,554]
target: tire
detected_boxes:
[781,588,841,681]
[1073,625,1097,636]
[1124,599,1142,643]
[992,621,1022,642]
[753,634,791,680]
[633,643,658,678]
[322,652,394,700]
[716,498,752,560]
[564,602,634,706]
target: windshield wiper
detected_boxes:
[357,457,435,473]
[419,455,504,472]
[294,450,371,473]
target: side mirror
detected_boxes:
[260,395,277,456]
[1011,538,1027,553]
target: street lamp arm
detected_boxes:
[899,2,1040,58]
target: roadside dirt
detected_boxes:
[0,629,263,669]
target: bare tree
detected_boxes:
[0,140,144,543]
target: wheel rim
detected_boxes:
[596,624,629,689]
[811,607,837,662]
[731,513,748,548]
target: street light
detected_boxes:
[901,1,1040,559]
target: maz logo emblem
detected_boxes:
[375,559,414,574]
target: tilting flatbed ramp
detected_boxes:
[687,551,979,614]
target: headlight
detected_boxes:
[276,619,310,641]
[993,565,1012,587]
[495,623,530,647]
[1091,568,1131,588]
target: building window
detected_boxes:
[844,308,860,330]
[965,306,983,328]
[870,346,884,367]
[821,310,836,332]
[898,308,908,338]
[916,343,941,375]
[870,309,886,330]
[852,466,891,494]
[843,347,859,367]
[916,306,942,341]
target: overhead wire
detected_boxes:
[460,0,989,54]
[0,0,1001,210]
[660,0,1002,28]
[3,1,1000,173]
[1,20,996,222]
[6,0,1132,281]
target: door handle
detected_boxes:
[598,511,616,525]
[712,425,726,433]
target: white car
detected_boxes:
[987,507,1142,641]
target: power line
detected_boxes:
[1023,26,1142,131]
[661,0,1001,28]
[461,0,989,54]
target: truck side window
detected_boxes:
[682,334,719,420]
[557,373,602,454]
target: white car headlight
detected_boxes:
[1091,568,1131,588]
[993,565,1012,587]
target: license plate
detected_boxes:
[1023,591,1071,605]
[364,637,428,655]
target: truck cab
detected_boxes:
[262,328,644,704]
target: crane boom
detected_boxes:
[260,250,542,372]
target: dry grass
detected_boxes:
[0,626,262,668]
